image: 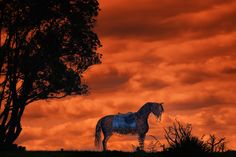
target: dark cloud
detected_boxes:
[101,40,129,54]
[138,78,169,90]
[23,101,69,121]
[24,104,49,119]
[24,99,106,122]
[67,105,104,120]
[87,66,132,92]
[97,0,236,41]
[178,69,216,84]
[221,67,236,74]
[134,51,164,66]
[17,127,44,143]
[170,95,226,111]
[174,39,236,63]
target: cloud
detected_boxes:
[24,104,49,119]
[97,0,236,41]
[23,101,66,120]
[16,127,44,143]
[222,67,236,75]
[86,66,132,92]
[178,69,216,84]
[170,94,227,111]
[136,77,169,91]
[153,31,236,65]
[18,120,97,150]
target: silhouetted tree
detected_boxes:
[0,0,101,149]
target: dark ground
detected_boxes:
[0,151,235,157]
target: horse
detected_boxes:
[94,102,164,151]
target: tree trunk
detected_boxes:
[0,93,26,149]
[0,72,26,150]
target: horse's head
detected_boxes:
[146,102,164,121]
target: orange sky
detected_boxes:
[17,0,236,151]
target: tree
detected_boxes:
[0,0,101,149]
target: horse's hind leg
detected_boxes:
[102,134,111,151]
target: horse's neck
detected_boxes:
[136,105,151,119]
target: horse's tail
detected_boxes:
[95,118,102,148]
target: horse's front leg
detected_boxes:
[138,134,146,151]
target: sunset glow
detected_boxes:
[17,0,236,151]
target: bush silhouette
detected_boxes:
[168,136,209,153]
[164,120,227,155]
[164,120,209,153]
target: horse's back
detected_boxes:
[98,113,137,134]
[112,113,136,130]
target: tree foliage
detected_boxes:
[0,0,101,147]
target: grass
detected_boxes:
[0,150,235,157]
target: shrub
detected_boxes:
[164,120,209,153]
